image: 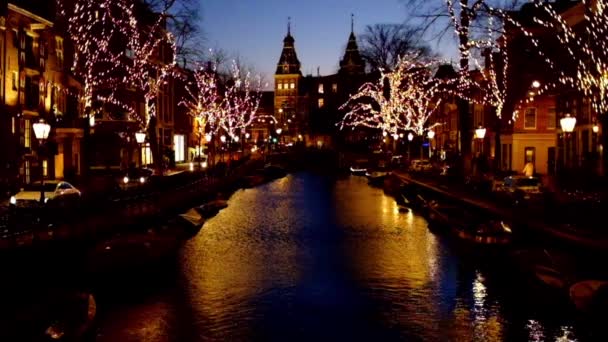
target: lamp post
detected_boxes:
[135,131,146,167]
[560,113,576,171]
[33,119,51,203]
[427,130,435,159]
[475,125,486,153]
[407,132,414,161]
[220,135,226,162]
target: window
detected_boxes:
[318,84,324,94]
[24,119,31,148]
[55,36,64,68]
[524,147,536,165]
[42,160,48,177]
[12,71,18,90]
[332,83,338,93]
[25,160,30,184]
[318,98,324,108]
[524,108,536,129]
[290,82,295,89]
[278,83,283,90]
[174,134,185,162]
[547,107,556,129]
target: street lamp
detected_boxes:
[407,132,414,161]
[427,130,435,159]
[135,131,146,167]
[532,80,541,89]
[33,119,51,203]
[560,113,576,170]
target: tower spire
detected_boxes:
[288,16,291,35]
[351,13,354,34]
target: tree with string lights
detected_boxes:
[181,61,268,165]
[56,0,129,114]
[339,54,444,138]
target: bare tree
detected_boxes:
[142,0,205,64]
[360,23,432,72]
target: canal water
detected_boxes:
[94,172,596,341]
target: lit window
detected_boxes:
[55,36,64,68]
[24,119,31,148]
[524,108,536,129]
[12,71,18,90]
[12,117,15,134]
[25,160,30,184]
[318,84,324,94]
[332,83,337,93]
[290,82,295,89]
[278,83,283,90]
[318,98,324,108]
[42,160,48,177]
[547,107,556,129]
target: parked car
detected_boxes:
[495,176,543,201]
[409,159,433,172]
[9,181,81,207]
[189,155,209,171]
[120,167,154,189]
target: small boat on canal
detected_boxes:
[195,199,228,219]
[426,200,512,245]
[176,208,205,236]
[365,167,390,187]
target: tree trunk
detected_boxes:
[602,115,608,177]
[494,115,502,173]
[458,2,472,176]
[147,116,161,175]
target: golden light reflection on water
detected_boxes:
[96,173,586,341]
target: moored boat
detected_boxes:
[195,200,228,219]
[176,208,205,236]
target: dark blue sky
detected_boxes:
[200,0,455,84]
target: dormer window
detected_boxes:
[283,64,289,73]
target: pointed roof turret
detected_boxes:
[276,17,301,75]
[339,14,365,75]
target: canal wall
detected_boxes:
[389,171,608,252]
[0,159,265,252]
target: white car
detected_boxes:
[10,181,81,207]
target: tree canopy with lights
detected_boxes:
[339,55,444,136]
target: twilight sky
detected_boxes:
[200,0,458,84]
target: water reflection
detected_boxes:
[94,172,590,341]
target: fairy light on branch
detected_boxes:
[339,54,444,136]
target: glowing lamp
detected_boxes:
[245,133,250,139]
[427,130,435,139]
[532,80,541,88]
[205,133,212,142]
[220,135,226,143]
[135,132,146,144]
[276,128,282,135]
[33,120,51,141]
[382,131,388,137]
[475,126,486,139]
[407,133,414,142]
[593,124,599,134]
[560,114,576,133]
[89,114,95,127]
[234,136,239,143]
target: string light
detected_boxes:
[180,61,274,140]
[339,54,443,136]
